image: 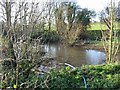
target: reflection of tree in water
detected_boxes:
[42,44,58,58]
[42,44,106,65]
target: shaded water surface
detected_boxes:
[41,43,106,67]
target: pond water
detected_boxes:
[40,43,106,67]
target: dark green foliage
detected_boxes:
[31,31,43,39]
[42,30,60,43]
[48,64,120,89]
[1,60,16,88]
[19,60,31,72]
[86,30,120,41]
[48,67,84,89]
[86,30,102,41]
[7,40,16,59]
[1,63,120,89]
[76,8,96,29]
[31,30,60,43]
[81,64,120,88]
[18,71,44,88]
[1,59,16,70]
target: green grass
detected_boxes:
[88,22,120,30]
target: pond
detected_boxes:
[40,43,106,67]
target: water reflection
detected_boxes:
[85,50,106,65]
[40,44,106,66]
[44,44,58,57]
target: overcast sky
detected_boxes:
[77,0,119,12]
[77,0,120,21]
[77,0,108,12]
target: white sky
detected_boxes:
[77,0,108,12]
[77,0,119,12]
[77,0,120,21]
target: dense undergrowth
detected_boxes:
[30,29,120,44]
[48,64,120,89]
[31,30,60,43]
[1,63,120,89]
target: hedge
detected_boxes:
[86,30,120,41]
[47,64,120,89]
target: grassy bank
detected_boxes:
[88,22,107,30]
[88,22,120,30]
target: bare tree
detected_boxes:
[0,0,52,88]
[100,0,119,64]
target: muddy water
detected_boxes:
[40,43,106,67]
